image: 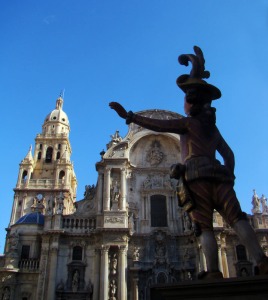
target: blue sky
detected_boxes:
[1,0,268,252]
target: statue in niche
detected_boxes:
[110,46,268,278]
[110,279,117,300]
[183,212,192,232]
[46,195,54,215]
[154,232,168,266]
[86,279,93,296]
[72,270,79,292]
[133,247,140,261]
[146,141,164,167]
[110,181,120,210]
[111,254,118,275]
[56,192,64,214]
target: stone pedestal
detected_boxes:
[150,276,268,300]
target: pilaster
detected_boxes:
[99,246,109,300]
[118,245,127,299]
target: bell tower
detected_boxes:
[10,95,77,225]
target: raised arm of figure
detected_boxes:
[109,101,188,134]
[109,102,128,119]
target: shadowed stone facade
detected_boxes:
[0,98,268,300]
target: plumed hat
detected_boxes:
[176,46,221,101]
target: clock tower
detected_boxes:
[10,95,77,225]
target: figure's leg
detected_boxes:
[187,180,223,279]
[233,220,268,274]
[217,183,268,275]
[199,230,219,272]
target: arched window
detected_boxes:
[45,147,53,163]
[151,194,167,227]
[72,246,82,261]
[59,170,65,180]
[58,144,61,150]
[22,170,28,182]
[236,244,247,261]
[56,151,61,160]
[37,151,42,160]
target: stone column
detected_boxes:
[99,246,109,300]
[16,168,24,187]
[104,168,111,211]
[133,277,139,300]
[55,167,59,187]
[120,168,126,210]
[146,195,150,220]
[97,173,104,213]
[198,245,207,272]
[203,252,207,271]
[118,246,127,299]
[93,249,101,300]
[10,194,19,225]
[36,238,49,300]
[222,247,229,277]
[25,166,32,186]
[64,166,69,188]
[218,246,223,273]
[47,242,59,300]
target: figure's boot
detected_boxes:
[198,231,223,279]
[233,220,268,275]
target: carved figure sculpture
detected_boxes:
[72,270,79,292]
[110,279,117,300]
[110,46,268,278]
[133,247,140,261]
[252,189,261,213]
[111,254,118,275]
[9,230,19,251]
[260,194,268,214]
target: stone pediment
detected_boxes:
[74,198,96,216]
[136,109,181,120]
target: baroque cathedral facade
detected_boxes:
[0,96,268,300]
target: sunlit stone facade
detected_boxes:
[0,99,268,300]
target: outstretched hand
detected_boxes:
[109,102,128,119]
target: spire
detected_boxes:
[56,90,64,110]
[59,89,65,99]
[24,145,33,162]
[56,96,63,110]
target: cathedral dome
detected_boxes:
[44,97,70,126]
[15,212,44,226]
[42,96,70,135]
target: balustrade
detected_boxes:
[62,217,96,232]
[18,259,40,271]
